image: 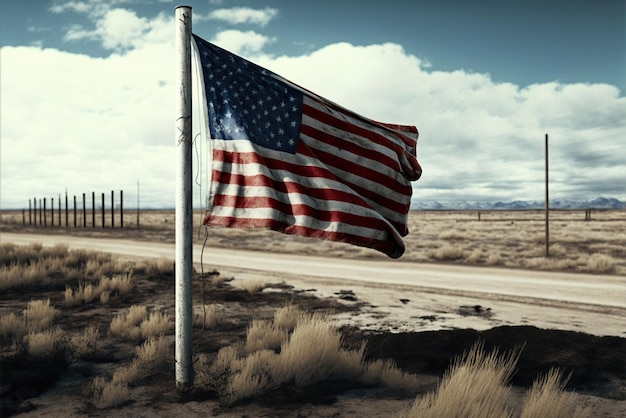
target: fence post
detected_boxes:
[101,193,105,228]
[51,198,54,226]
[82,193,86,228]
[29,199,32,225]
[73,195,77,227]
[120,190,124,228]
[58,195,61,226]
[111,190,115,228]
[92,192,96,228]
[43,198,47,227]
[65,193,69,227]
[22,209,25,225]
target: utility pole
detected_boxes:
[544,133,550,258]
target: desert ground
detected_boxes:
[1,209,625,417]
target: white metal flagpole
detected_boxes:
[174,5,193,390]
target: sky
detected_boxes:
[1,0,624,209]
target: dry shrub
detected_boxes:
[70,326,100,359]
[198,306,418,405]
[65,271,134,307]
[0,313,28,338]
[244,319,287,354]
[139,310,172,339]
[407,343,519,418]
[27,327,64,357]
[65,282,98,307]
[404,343,590,418]
[439,230,465,241]
[584,253,615,273]
[23,298,57,330]
[240,279,266,294]
[363,358,421,394]
[273,304,305,331]
[140,257,174,276]
[100,291,110,305]
[276,312,363,386]
[193,304,224,328]
[227,349,278,403]
[135,336,169,365]
[110,305,147,341]
[92,376,129,408]
[429,244,464,261]
[109,271,134,295]
[520,368,591,418]
[110,306,171,342]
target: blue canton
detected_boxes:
[194,35,303,154]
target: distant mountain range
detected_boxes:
[411,197,625,210]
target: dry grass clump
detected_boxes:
[69,326,100,359]
[109,305,171,342]
[134,257,174,276]
[239,279,266,294]
[0,242,129,292]
[520,369,591,418]
[1,298,58,339]
[429,244,464,261]
[402,343,590,418]
[65,270,134,307]
[23,298,57,330]
[582,253,615,274]
[406,343,519,417]
[195,305,419,405]
[92,336,170,408]
[193,304,224,328]
[27,327,64,357]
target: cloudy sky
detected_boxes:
[1,0,624,209]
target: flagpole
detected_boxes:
[175,5,193,390]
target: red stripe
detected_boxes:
[212,169,408,234]
[212,170,370,207]
[300,123,402,173]
[303,102,417,162]
[213,148,410,219]
[212,194,393,231]
[296,142,412,195]
[203,214,400,258]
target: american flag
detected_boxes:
[193,34,421,258]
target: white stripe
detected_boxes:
[208,205,396,242]
[211,161,407,226]
[214,140,409,221]
[302,97,405,162]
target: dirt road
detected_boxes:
[3,232,625,336]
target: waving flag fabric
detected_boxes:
[193,34,421,258]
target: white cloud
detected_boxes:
[208,7,278,27]
[210,30,275,56]
[1,27,624,209]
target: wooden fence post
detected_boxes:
[92,192,96,228]
[101,193,105,228]
[73,195,77,227]
[120,190,124,228]
[43,198,47,227]
[29,199,32,225]
[65,193,69,227]
[111,190,115,228]
[51,198,54,226]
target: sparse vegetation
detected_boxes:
[1,211,623,417]
[196,306,420,405]
[403,343,591,418]
[239,279,266,294]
